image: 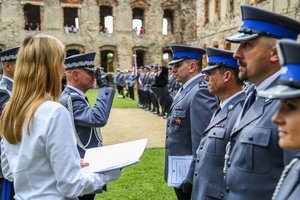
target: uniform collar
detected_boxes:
[182,73,202,90]
[2,76,13,83]
[256,70,281,91]
[66,85,85,98]
[220,90,244,109]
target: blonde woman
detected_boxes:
[0,34,120,199]
[258,39,300,200]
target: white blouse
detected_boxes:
[1,101,117,200]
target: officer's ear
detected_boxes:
[270,46,279,63]
[72,69,80,81]
[189,60,197,73]
[223,70,231,84]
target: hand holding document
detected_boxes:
[167,155,193,187]
[84,139,147,173]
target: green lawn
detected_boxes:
[95,148,175,200]
[86,88,139,108]
[86,88,175,200]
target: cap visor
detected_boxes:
[168,58,184,65]
[202,65,219,74]
[226,33,260,43]
[257,85,300,99]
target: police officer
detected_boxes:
[152,44,218,199]
[224,5,300,199]
[149,66,160,114]
[258,39,300,200]
[60,52,115,200]
[127,69,135,100]
[137,66,145,107]
[183,48,246,199]
[143,66,151,110]
[0,47,19,200]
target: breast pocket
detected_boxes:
[236,126,271,173]
[205,127,226,156]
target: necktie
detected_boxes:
[241,89,256,118]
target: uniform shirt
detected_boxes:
[1,101,110,200]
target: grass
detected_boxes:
[86,88,175,199]
[95,148,175,200]
[86,88,139,108]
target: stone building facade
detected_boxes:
[0,0,299,71]
[194,0,300,53]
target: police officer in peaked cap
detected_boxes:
[151,44,218,200]
[184,47,246,200]
[60,52,115,200]
[257,39,300,200]
[224,4,300,200]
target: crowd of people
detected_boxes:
[113,69,136,100]
[1,3,300,200]
[64,24,78,33]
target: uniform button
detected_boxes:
[200,146,203,150]
[194,172,198,176]
[165,147,168,149]
[220,193,224,199]
[213,132,216,135]
[248,136,253,141]
[226,187,230,193]
[166,136,168,138]
[196,159,200,163]
[227,161,231,167]
[167,124,170,127]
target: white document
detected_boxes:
[84,138,147,173]
[167,155,193,187]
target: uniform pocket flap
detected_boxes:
[208,128,226,139]
[206,183,225,199]
[239,127,271,147]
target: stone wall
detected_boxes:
[0,0,191,71]
[0,0,299,70]
[194,0,300,51]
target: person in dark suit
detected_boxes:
[258,39,300,200]
[0,47,19,200]
[152,44,218,200]
[183,47,245,199]
[60,52,115,200]
[224,5,300,200]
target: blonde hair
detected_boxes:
[0,34,65,144]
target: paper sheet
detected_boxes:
[84,138,147,173]
[167,155,193,187]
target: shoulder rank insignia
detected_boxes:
[199,81,207,88]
